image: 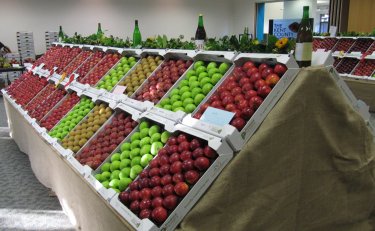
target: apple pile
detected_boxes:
[156,61,230,113]
[6,72,31,92]
[332,38,355,53]
[118,132,218,225]
[333,57,341,67]
[25,84,56,112]
[79,53,121,86]
[49,97,94,140]
[118,55,163,96]
[194,61,287,131]
[33,46,62,68]
[61,103,113,153]
[314,38,338,52]
[94,121,169,192]
[353,59,375,76]
[76,51,105,81]
[348,38,373,53]
[367,43,375,54]
[75,112,138,169]
[40,93,80,131]
[54,47,82,73]
[335,58,359,74]
[60,50,92,76]
[29,89,66,122]
[96,56,138,91]
[134,59,192,103]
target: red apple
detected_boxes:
[162,184,175,196]
[163,194,178,210]
[152,197,163,208]
[152,207,168,224]
[194,157,210,171]
[184,170,200,184]
[231,117,246,130]
[151,186,163,198]
[274,64,287,76]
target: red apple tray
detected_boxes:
[332,38,356,53]
[107,116,233,231]
[29,88,67,122]
[366,42,375,55]
[348,38,374,54]
[24,83,57,112]
[335,58,359,74]
[40,92,81,131]
[351,59,375,77]
[333,57,342,67]
[78,51,121,86]
[75,50,105,81]
[54,47,83,73]
[59,50,93,76]
[132,52,193,103]
[32,46,62,67]
[74,109,139,171]
[313,37,338,51]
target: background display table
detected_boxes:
[3,67,375,231]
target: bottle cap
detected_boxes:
[199,14,203,16]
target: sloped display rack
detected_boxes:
[1,42,374,231]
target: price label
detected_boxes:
[113,85,127,94]
[201,107,235,126]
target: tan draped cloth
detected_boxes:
[177,67,375,231]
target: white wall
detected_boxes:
[283,0,317,20]
[0,0,236,54]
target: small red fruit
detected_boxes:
[174,182,189,197]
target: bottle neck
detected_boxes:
[59,26,62,32]
[302,8,309,19]
[98,23,102,31]
[198,15,204,27]
[135,20,139,29]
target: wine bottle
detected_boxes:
[240,27,249,44]
[195,14,207,50]
[97,23,103,37]
[133,20,142,47]
[295,6,313,67]
[58,25,64,42]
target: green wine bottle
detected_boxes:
[295,6,313,67]
[58,25,64,42]
[133,20,142,47]
[97,23,103,37]
[195,14,206,50]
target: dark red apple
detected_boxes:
[174,182,189,197]
[152,207,168,224]
[163,194,178,210]
[151,186,163,198]
[274,64,287,76]
[194,157,210,171]
[184,170,200,185]
[231,117,246,130]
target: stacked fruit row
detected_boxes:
[54,47,82,73]
[25,84,56,112]
[348,38,374,53]
[49,97,94,140]
[75,112,138,170]
[118,132,218,225]
[93,121,169,191]
[79,53,121,86]
[60,50,92,76]
[30,88,66,122]
[313,38,338,51]
[40,92,81,131]
[335,58,360,74]
[6,74,48,107]
[156,61,230,113]
[193,61,287,131]
[96,56,138,91]
[118,55,163,96]
[76,51,105,79]
[43,46,72,71]
[332,38,355,53]
[352,59,375,77]
[134,59,192,103]
[32,46,62,67]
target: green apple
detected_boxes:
[191,87,203,98]
[202,83,213,95]
[118,178,132,191]
[183,98,194,107]
[159,98,170,106]
[130,148,141,159]
[181,91,192,101]
[179,80,189,87]
[120,150,131,160]
[211,73,223,85]
[111,153,121,162]
[95,173,103,182]
[179,86,190,94]
[110,161,121,171]
[198,72,209,80]
[148,125,160,136]
[139,121,150,130]
[109,179,120,189]
[161,131,170,143]
[120,142,131,152]
[173,107,185,112]
[185,104,197,113]
[196,66,207,75]
[151,133,161,143]
[140,154,153,167]
[188,76,198,83]
[219,63,229,74]
[170,89,179,96]
[130,165,143,179]
[131,156,141,167]
[189,81,200,90]
[170,95,181,104]
[102,181,110,189]
[119,168,131,179]
[151,142,164,155]
[163,104,172,110]
[200,77,211,88]
[140,144,151,155]
[194,61,204,70]
[131,140,141,149]
[186,70,196,79]
[194,93,206,105]
[139,128,149,138]
[140,137,151,146]
[101,171,111,181]
[172,101,183,109]
[207,62,217,70]
[120,159,131,169]
[110,170,121,180]
[131,132,141,142]
[208,67,219,77]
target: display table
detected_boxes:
[3,67,375,231]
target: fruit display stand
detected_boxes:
[2,43,375,231]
